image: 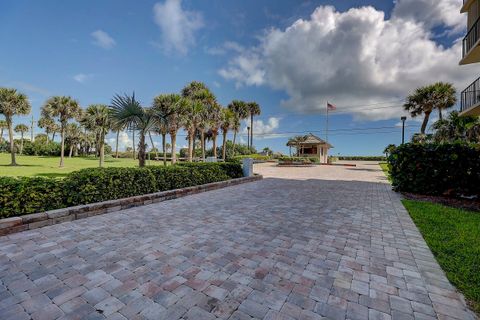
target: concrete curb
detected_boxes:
[0,175,262,236]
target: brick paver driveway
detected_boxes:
[0,162,475,320]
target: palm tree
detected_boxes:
[0,119,7,143]
[82,104,112,167]
[431,111,480,143]
[41,96,81,167]
[182,100,204,162]
[110,93,157,167]
[220,108,235,161]
[287,135,307,156]
[209,102,222,159]
[111,121,125,158]
[14,124,29,154]
[152,94,185,165]
[227,100,249,156]
[433,82,456,120]
[246,102,261,148]
[65,123,82,157]
[0,88,31,165]
[404,85,436,135]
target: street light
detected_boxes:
[401,116,407,144]
[247,126,251,150]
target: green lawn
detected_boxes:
[0,153,165,177]
[402,200,480,314]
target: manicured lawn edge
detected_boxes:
[402,199,480,316]
[0,174,262,236]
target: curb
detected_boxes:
[0,175,262,237]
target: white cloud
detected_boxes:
[107,131,133,151]
[153,0,204,55]
[73,73,93,84]
[219,0,477,121]
[205,41,245,55]
[91,30,116,49]
[243,117,284,139]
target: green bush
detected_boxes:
[278,157,312,163]
[0,162,243,218]
[232,154,270,161]
[388,143,480,197]
[337,156,386,161]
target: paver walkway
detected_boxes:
[0,162,475,320]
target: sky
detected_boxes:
[1,0,479,155]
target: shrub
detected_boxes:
[0,162,243,218]
[232,154,270,161]
[278,157,312,163]
[388,143,480,197]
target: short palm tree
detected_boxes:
[42,96,81,167]
[38,116,55,143]
[152,93,185,165]
[227,100,249,156]
[14,123,29,154]
[209,102,222,159]
[82,104,112,167]
[0,119,7,143]
[247,101,261,148]
[65,123,82,157]
[433,82,456,120]
[288,135,307,156]
[0,88,31,165]
[220,108,235,160]
[404,85,436,135]
[110,121,125,159]
[110,93,157,167]
[182,100,204,162]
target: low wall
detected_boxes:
[0,175,262,236]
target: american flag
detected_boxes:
[327,102,336,111]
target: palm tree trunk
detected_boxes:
[138,132,146,167]
[20,133,24,155]
[7,118,16,166]
[200,130,205,161]
[222,129,227,161]
[212,133,217,159]
[421,112,431,134]
[250,114,253,149]
[115,130,120,158]
[59,126,65,167]
[132,129,136,160]
[148,132,157,160]
[0,128,3,143]
[69,145,73,158]
[99,132,105,167]
[232,130,237,157]
[438,108,443,121]
[171,132,177,165]
[52,132,56,142]
[188,130,194,162]
[162,133,167,166]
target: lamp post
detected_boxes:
[401,116,407,144]
[247,126,251,150]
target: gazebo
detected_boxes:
[286,133,333,163]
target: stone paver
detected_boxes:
[0,162,475,319]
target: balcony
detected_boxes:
[460,76,480,116]
[461,15,480,64]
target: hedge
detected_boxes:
[337,156,386,161]
[387,143,480,197]
[0,163,243,218]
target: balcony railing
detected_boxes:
[463,15,480,58]
[461,76,480,112]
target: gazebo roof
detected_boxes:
[287,133,333,148]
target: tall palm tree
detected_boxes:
[42,96,81,167]
[0,88,31,166]
[14,123,29,154]
[246,102,261,148]
[209,102,222,159]
[0,119,7,143]
[227,100,248,156]
[65,123,82,158]
[82,104,112,167]
[110,93,157,167]
[152,94,185,165]
[220,108,235,161]
[432,82,457,120]
[404,85,436,135]
[182,100,204,162]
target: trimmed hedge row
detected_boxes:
[387,143,480,197]
[337,156,386,161]
[0,163,243,218]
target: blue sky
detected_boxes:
[0,0,475,155]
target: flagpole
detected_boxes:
[326,102,329,144]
